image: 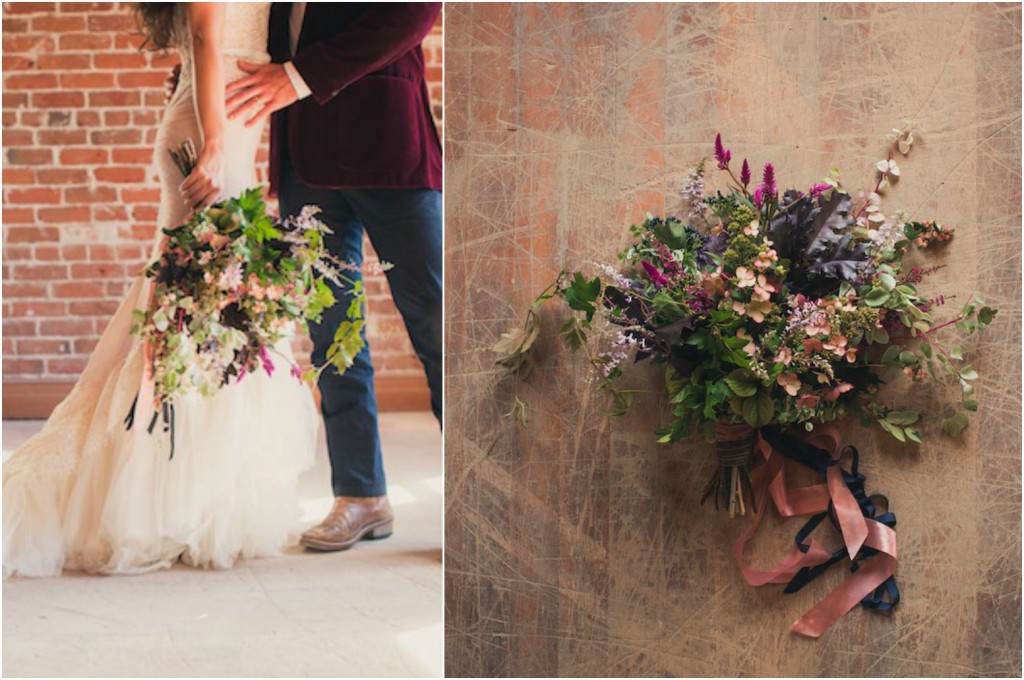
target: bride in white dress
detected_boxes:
[3,2,318,577]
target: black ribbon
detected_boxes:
[761,428,900,614]
[124,391,177,460]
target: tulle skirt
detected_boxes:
[3,274,319,578]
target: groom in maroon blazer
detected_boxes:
[226,3,442,551]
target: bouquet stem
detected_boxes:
[701,422,756,517]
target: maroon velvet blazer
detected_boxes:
[267,3,442,194]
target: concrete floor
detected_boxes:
[2,412,443,678]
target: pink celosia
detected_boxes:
[714,133,731,170]
[641,260,670,288]
[809,183,832,198]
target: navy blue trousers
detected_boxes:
[278,152,442,498]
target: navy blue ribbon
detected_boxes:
[762,428,900,614]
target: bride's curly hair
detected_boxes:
[135,2,180,52]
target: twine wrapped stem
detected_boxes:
[700,422,757,517]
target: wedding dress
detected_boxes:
[3,2,318,577]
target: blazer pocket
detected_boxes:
[329,75,424,176]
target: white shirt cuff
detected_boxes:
[283,61,312,100]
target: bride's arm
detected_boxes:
[180,2,226,211]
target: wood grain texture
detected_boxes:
[444,3,1022,677]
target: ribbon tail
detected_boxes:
[790,520,898,638]
[827,464,869,559]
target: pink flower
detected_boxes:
[753,249,777,270]
[803,338,824,354]
[760,163,777,201]
[752,275,776,302]
[777,372,801,397]
[714,133,731,170]
[804,316,830,337]
[797,394,820,409]
[823,334,848,356]
[735,266,756,288]
[248,274,266,300]
[641,260,670,288]
[743,220,760,237]
[259,346,275,377]
[218,262,243,291]
[775,346,793,365]
[824,382,854,402]
[734,298,772,324]
[740,158,751,186]
[736,328,757,356]
[809,183,832,198]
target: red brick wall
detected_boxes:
[2,3,442,390]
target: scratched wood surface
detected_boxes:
[443,3,1022,676]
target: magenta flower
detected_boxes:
[259,346,275,377]
[809,183,831,198]
[752,186,764,208]
[761,163,776,198]
[290,364,303,381]
[740,158,751,186]
[714,133,731,170]
[641,260,670,288]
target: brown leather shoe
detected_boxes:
[299,496,394,552]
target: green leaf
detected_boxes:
[959,365,978,381]
[650,217,692,250]
[904,428,922,443]
[563,272,601,321]
[608,389,634,417]
[941,412,970,438]
[964,398,979,412]
[863,287,890,307]
[888,410,919,426]
[560,318,588,353]
[978,306,997,326]
[879,419,906,442]
[724,369,759,398]
[665,366,686,400]
[920,342,932,360]
[740,392,774,428]
[326,319,366,373]
[877,273,896,291]
[656,417,690,444]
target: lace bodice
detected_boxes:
[175,2,271,66]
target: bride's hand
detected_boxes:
[180,139,223,210]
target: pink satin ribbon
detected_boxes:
[732,427,898,638]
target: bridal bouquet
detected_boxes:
[128,141,367,437]
[495,126,996,636]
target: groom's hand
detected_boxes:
[226,61,299,128]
